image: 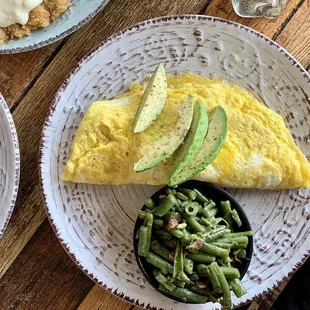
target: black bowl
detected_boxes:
[133,180,253,304]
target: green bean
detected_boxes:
[176,222,187,230]
[153,218,164,227]
[204,227,231,242]
[217,256,231,267]
[180,271,191,283]
[182,188,197,200]
[193,189,209,204]
[138,210,147,219]
[201,243,229,258]
[181,229,191,245]
[209,242,233,249]
[216,236,248,244]
[237,249,247,259]
[220,200,232,215]
[189,272,199,281]
[222,255,231,265]
[166,188,173,195]
[175,204,183,213]
[200,217,213,227]
[138,226,148,257]
[231,209,242,227]
[208,264,222,294]
[211,262,231,308]
[219,266,240,279]
[223,211,235,230]
[185,202,200,216]
[155,229,172,240]
[145,198,156,209]
[173,241,184,280]
[159,285,207,303]
[151,242,172,261]
[229,278,247,298]
[146,252,173,275]
[153,194,176,217]
[181,200,190,207]
[172,189,177,195]
[199,207,216,218]
[165,226,184,238]
[183,215,206,233]
[195,264,208,277]
[184,257,194,275]
[176,192,188,201]
[174,279,186,288]
[163,238,177,249]
[155,273,176,292]
[145,213,153,254]
[226,231,254,237]
[163,211,181,222]
[231,243,248,249]
[186,252,216,264]
[215,217,227,225]
[204,200,216,209]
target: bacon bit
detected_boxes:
[168,217,178,230]
[187,239,204,253]
[195,239,204,248]
[232,256,241,264]
[169,250,176,260]
[196,280,207,289]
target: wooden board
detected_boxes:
[0,0,309,309]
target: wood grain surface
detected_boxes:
[0,0,309,309]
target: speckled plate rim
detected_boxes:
[0,1,109,55]
[39,14,310,309]
[0,94,20,237]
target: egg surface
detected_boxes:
[62,73,310,189]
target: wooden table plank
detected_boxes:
[0,189,45,278]
[276,0,310,69]
[0,219,94,309]
[0,42,63,108]
[77,285,133,310]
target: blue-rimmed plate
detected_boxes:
[0,0,109,54]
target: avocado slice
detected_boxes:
[132,64,167,133]
[134,96,194,172]
[169,106,228,185]
[169,101,209,185]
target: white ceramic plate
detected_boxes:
[0,94,20,236]
[0,0,109,54]
[40,15,310,309]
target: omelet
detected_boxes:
[62,73,310,189]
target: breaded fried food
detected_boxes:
[0,0,71,44]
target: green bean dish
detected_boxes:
[135,185,253,307]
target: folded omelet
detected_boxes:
[62,73,310,189]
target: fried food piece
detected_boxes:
[1,0,71,44]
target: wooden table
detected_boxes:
[0,0,309,309]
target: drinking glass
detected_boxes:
[232,0,286,18]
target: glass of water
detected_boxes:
[232,0,286,18]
